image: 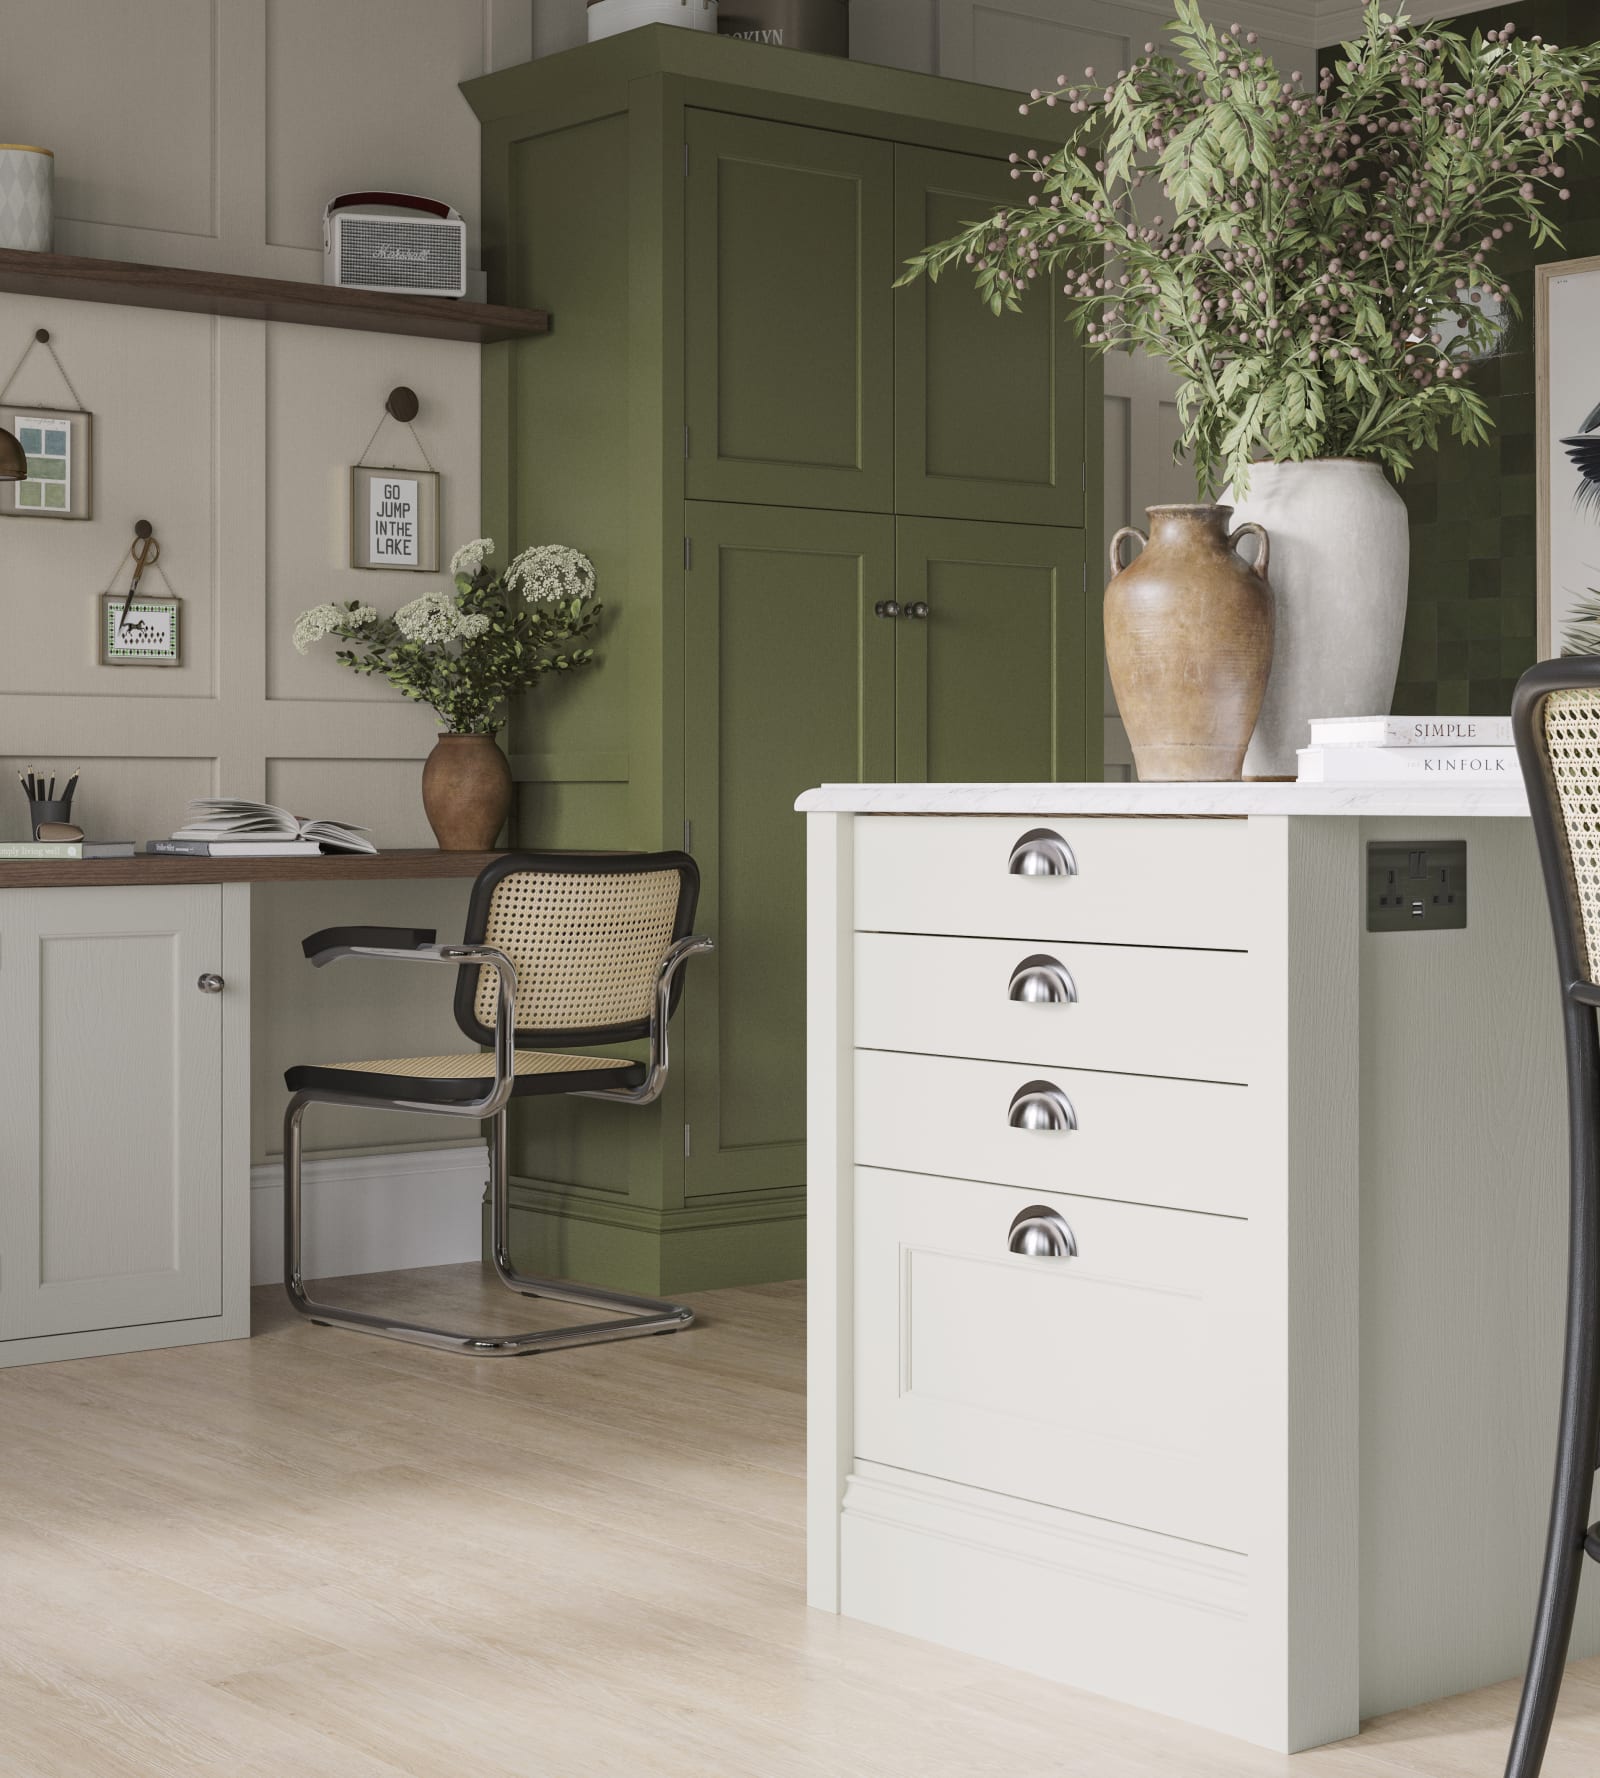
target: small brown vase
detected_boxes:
[421,733,512,851]
[1104,504,1275,782]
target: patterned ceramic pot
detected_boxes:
[0,146,53,252]
[1104,503,1275,782]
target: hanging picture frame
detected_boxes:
[1537,255,1600,658]
[0,402,93,520]
[100,593,182,665]
[349,463,439,571]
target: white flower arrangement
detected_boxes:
[290,541,601,735]
[449,537,494,578]
[294,602,375,654]
[506,544,596,604]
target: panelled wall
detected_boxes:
[0,0,533,1162]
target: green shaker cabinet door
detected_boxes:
[683,502,895,1198]
[685,112,895,512]
[895,146,1085,526]
[895,517,1092,783]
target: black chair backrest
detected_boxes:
[452,851,700,1049]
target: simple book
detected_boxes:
[157,798,376,855]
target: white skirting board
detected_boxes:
[250,1144,489,1286]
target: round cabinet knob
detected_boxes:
[874,600,902,619]
[1007,954,1078,1005]
[1007,828,1078,878]
[197,973,225,994]
[1008,1205,1078,1259]
[905,601,930,619]
[1007,1079,1077,1133]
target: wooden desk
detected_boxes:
[0,849,504,888]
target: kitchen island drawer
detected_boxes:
[853,1167,1254,1552]
[855,1049,1250,1217]
[855,932,1252,1083]
[855,815,1250,950]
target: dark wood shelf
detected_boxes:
[0,250,549,344]
[0,849,507,889]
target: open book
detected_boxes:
[158,798,377,855]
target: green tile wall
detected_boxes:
[1324,0,1600,713]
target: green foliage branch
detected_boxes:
[900,0,1600,491]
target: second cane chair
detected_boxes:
[1506,659,1600,1775]
[280,850,712,1356]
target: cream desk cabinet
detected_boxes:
[799,779,1593,1753]
[0,850,496,1368]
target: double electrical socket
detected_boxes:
[1366,840,1467,932]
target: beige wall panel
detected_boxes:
[264,756,438,849]
[263,328,482,703]
[0,755,216,846]
[0,0,217,243]
[0,297,217,699]
[264,0,489,255]
[251,877,485,1161]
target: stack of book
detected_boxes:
[1297,716,1517,783]
[148,798,376,857]
[0,838,136,860]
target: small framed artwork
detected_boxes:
[0,404,93,520]
[349,465,438,571]
[1537,256,1600,657]
[100,593,182,666]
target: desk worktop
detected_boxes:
[0,848,505,889]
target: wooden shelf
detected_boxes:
[0,849,508,889]
[0,249,549,344]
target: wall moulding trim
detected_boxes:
[250,1142,488,1286]
[509,1175,808,1234]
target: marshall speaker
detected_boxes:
[322,192,466,299]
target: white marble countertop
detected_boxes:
[794,780,1531,818]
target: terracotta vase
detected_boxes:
[420,733,512,851]
[1104,503,1275,782]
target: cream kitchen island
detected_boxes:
[799,779,1593,1753]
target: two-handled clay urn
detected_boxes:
[1104,504,1275,782]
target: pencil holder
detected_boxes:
[29,797,72,839]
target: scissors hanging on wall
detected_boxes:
[99,519,182,667]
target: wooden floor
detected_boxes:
[2,1266,1598,1777]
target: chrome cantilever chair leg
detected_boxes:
[283,1096,693,1356]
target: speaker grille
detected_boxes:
[336,217,464,294]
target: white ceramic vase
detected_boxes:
[1221,459,1409,778]
[0,145,53,252]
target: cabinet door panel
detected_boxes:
[684,502,895,1197]
[895,145,1085,525]
[686,112,894,512]
[0,885,223,1339]
[895,517,1091,782]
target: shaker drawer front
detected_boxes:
[854,815,1249,950]
[855,1049,1249,1217]
[855,932,1252,1083]
[853,1167,1254,1551]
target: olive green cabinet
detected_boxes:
[467,29,1100,1293]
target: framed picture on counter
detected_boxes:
[1538,255,1600,657]
[349,464,438,571]
[0,404,92,520]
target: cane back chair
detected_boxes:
[282,850,712,1356]
[1507,660,1600,1775]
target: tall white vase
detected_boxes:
[1221,459,1409,778]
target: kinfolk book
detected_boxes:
[1297,746,1518,782]
[1308,715,1514,748]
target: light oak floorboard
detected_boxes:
[0,1264,1597,1777]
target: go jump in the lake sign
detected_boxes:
[349,464,438,572]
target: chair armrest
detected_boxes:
[302,925,436,962]
[297,933,520,1119]
[574,933,714,1107]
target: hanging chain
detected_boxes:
[354,411,435,472]
[0,332,86,410]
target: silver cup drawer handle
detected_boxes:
[1007,955,1078,1004]
[1007,1080,1077,1133]
[1007,828,1078,877]
[1008,1206,1078,1259]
